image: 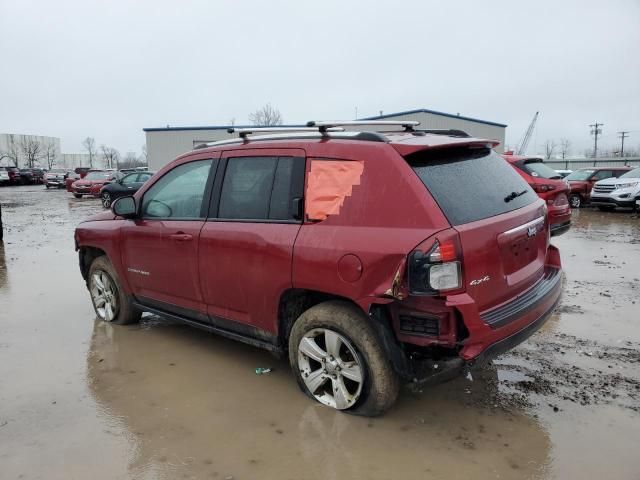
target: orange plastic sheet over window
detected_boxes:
[306,160,364,221]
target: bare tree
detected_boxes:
[20,136,45,168]
[0,134,22,167]
[249,103,283,126]
[120,152,139,169]
[559,138,570,159]
[43,140,58,169]
[82,137,97,167]
[544,140,557,160]
[141,144,148,163]
[100,145,120,169]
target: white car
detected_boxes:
[0,169,10,185]
[590,166,640,211]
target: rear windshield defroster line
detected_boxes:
[406,147,537,226]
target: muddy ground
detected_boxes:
[1,186,639,480]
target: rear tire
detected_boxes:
[88,256,141,325]
[288,300,400,416]
[569,194,581,208]
[73,193,82,198]
[598,206,614,211]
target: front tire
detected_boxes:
[73,193,82,198]
[88,256,141,325]
[598,205,614,211]
[101,191,112,208]
[288,300,400,416]
[569,194,581,208]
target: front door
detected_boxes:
[121,157,217,318]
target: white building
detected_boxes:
[0,133,61,168]
[144,108,507,170]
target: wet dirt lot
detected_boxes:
[1,186,639,480]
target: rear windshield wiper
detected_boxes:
[504,190,528,203]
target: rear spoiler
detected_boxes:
[391,139,500,157]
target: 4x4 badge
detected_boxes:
[527,226,537,237]
[469,275,490,286]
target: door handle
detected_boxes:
[169,233,193,242]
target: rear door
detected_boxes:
[407,147,547,312]
[199,149,305,337]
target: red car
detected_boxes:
[565,167,632,208]
[71,170,120,198]
[75,122,562,415]
[503,155,571,236]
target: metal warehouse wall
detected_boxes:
[146,129,232,171]
[375,112,506,153]
[145,111,506,170]
[546,157,640,170]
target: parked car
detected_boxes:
[43,168,68,189]
[0,168,10,185]
[1,166,21,185]
[565,167,632,208]
[65,171,81,192]
[75,167,91,178]
[18,169,36,184]
[554,169,572,178]
[99,171,155,208]
[590,166,640,211]
[75,124,563,415]
[503,155,571,236]
[71,170,121,198]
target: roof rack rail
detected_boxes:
[306,120,420,132]
[227,126,344,139]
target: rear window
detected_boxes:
[407,148,537,225]
[521,160,562,179]
[620,167,640,179]
[566,169,594,181]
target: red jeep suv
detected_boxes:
[75,122,563,416]
[503,155,571,236]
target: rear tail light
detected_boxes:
[409,236,463,295]
[533,184,556,193]
[554,193,569,206]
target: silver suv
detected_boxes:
[590,166,640,211]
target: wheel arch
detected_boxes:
[277,289,410,377]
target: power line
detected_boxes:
[618,131,629,157]
[589,122,603,158]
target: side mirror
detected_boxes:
[112,196,137,219]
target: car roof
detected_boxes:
[188,130,499,159]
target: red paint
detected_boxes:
[76,133,563,367]
[70,170,118,197]
[503,155,571,234]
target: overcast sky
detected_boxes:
[1,0,639,157]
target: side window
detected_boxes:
[138,173,153,182]
[142,160,213,219]
[593,170,613,181]
[218,156,304,221]
[614,170,626,178]
[121,174,138,184]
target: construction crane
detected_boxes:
[516,111,539,155]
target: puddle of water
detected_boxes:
[1,187,639,479]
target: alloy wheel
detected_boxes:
[297,328,364,410]
[101,192,112,208]
[90,270,119,321]
[569,195,581,208]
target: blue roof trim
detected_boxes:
[143,124,305,132]
[362,108,507,128]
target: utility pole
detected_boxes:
[618,131,629,157]
[589,122,603,165]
